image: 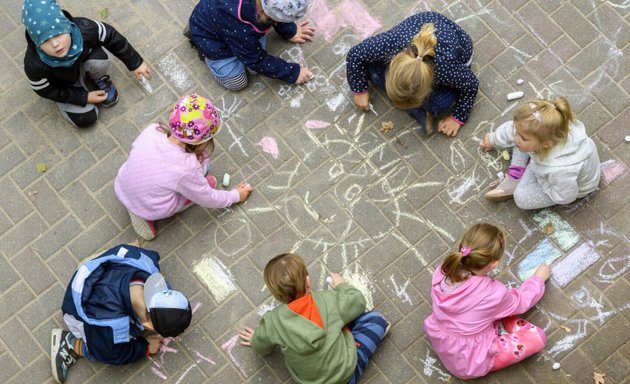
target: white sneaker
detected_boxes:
[485,177,520,202]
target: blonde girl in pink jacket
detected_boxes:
[424,223,551,379]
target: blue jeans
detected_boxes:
[347,311,388,384]
[205,36,267,80]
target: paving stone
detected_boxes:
[60,180,106,226]
[18,284,64,331]
[0,281,35,324]
[585,69,628,116]
[560,348,597,383]
[67,216,119,258]
[46,248,79,284]
[0,178,33,223]
[580,315,629,365]
[0,317,41,366]
[0,352,20,383]
[551,3,598,47]
[6,354,51,384]
[46,148,97,191]
[201,293,253,340]
[11,247,56,295]
[0,213,47,257]
[25,178,68,226]
[0,252,20,293]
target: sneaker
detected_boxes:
[485,177,520,201]
[94,75,119,107]
[51,328,77,384]
[128,210,156,240]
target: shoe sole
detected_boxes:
[50,328,64,384]
[485,194,514,202]
[128,211,156,240]
[101,93,119,108]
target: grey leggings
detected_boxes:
[511,147,556,210]
[57,47,111,128]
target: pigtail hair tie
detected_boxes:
[460,246,471,257]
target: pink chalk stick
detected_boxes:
[305,120,331,129]
[338,0,381,39]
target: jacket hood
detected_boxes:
[431,268,490,315]
[536,120,593,167]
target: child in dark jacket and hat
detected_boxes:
[21,0,150,128]
[51,244,192,383]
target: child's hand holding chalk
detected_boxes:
[327,272,345,288]
[236,182,253,202]
[479,133,494,151]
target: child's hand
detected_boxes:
[480,133,495,151]
[438,116,462,137]
[329,272,346,289]
[236,182,253,202]
[238,327,255,346]
[146,335,164,354]
[288,21,315,44]
[133,62,151,80]
[87,90,108,104]
[353,93,370,111]
[295,67,313,84]
[533,263,551,281]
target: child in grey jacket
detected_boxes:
[480,97,600,210]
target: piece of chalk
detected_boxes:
[507,91,524,101]
[369,103,379,116]
[516,79,524,85]
[552,362,561,370]
[222,173,230,187]
[625,135,630,142]
[501,149,511,161]
[497,171,505,179]
[325,276,333,286]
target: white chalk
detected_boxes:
[552,362,561,370]
[325,276,333,286]
[222,173,230,188]
[507,91,524,101]
[516,79,524,85]
[497,171,505,179]
[368,103,379,116]
[625,135,630,142]
[139,75,153,94]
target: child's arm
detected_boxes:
[247,319,276,356]
[488,121,517,149]
[437,62,479,126]
[540,171,580,205]
[177,169,243,208]
[346,32,396,95]
[332,282,367,324]
[24,65,89,106]
[491,264,549,320]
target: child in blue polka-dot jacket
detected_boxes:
[187,0,315,91]
[346,12,478,137]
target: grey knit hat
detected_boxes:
[260,0,308,23]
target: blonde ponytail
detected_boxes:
[386,23,437,109]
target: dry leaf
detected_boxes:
[559,324,571,333]
[593,372,605,384]
[36,162,47,173]
[100,7,109,18]
[544,222,555,235]
[380,121,394,133]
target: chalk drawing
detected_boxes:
[257,136,280,159]
[517,239,562,280]
[192,255,237,303]
[419,350,452,382]
[192,302,202,314]
[600,159,627,185]
[332,34,360,56]
[221,335,248,377]
[266,162,301,191]
[446,165,484,205]
[532,210,580,252]
[307,0,342,41]
[389,274,413,306]
[551,241,602,287]
[597,254,630,283]
[157,53,194,92]
[305,120,331,129]
[158,337,179,364]
[174,363,196,384]
[257,300,278,317]
[194,350,216,365]
[541,309,590,357]
[517,218,535,245]
[307,0,381,41]
[342,264,374,311]
[150,365,168,380]
[572,287,619,326]
[337,0,382,39]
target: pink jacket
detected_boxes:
[424,265,545,379]
[115,124,240,220]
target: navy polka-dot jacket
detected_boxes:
[189,0,299,83]
[346,12,478,124]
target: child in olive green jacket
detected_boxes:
[239,253,389,384]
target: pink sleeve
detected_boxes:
[491,276,546,321]
[177,169,240,209]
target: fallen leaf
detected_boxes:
[395,135,407,148]
[559,324,571,333]
[544,222,555,235]
[593,372,605,384]
[36,162,47,173]
[380,121,394,133]
[100,7,109,18]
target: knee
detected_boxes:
[216,73,248,91]
[69,109,98,128]
[513,186,528,210]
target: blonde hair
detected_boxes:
[156,123,214,163]
[255,0,272,24]
[513,97,574,159]
[441,223,505,283]
[385,23,437,109]
[264,253,309,304]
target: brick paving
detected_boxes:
[1,0,629,383]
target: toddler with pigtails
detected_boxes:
[424,223,550,380]
[481,97,601,209]
[346,11,478,137]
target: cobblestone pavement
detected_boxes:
[1,0,629,383]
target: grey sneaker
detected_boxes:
[485,177,520,201]
[128,210,156,240]
[51,329,78,384]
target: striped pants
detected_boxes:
[347,311,389,384]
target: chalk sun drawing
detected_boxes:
[257,136,280,159]
[192,255,237,303]
[342,264,374,311]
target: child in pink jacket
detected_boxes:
[424,223,550,379]
[115,94,252,240]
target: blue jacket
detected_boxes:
[346,12,478,124]
[61,245,162,365]
[189,0,300,83]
